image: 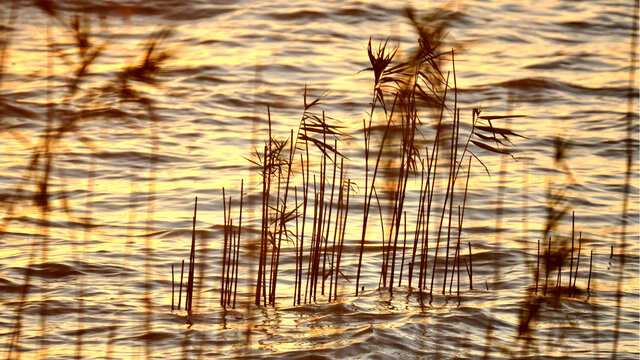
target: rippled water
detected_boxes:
[1,0,638,359]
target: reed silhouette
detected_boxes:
[0,3,634,360]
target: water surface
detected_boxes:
[0,0,638,358]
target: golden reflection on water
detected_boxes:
[0,0,637,358]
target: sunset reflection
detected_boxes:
[0,0,637,359]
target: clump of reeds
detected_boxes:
[166,7,532,310]
[517,134,599,342]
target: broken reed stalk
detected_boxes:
[178,259,184,310]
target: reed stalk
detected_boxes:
[399,211,407,286]
[329,157,345,302]
[442,108,461,295]
[572,232,582,293]
[234,179,244,308]
[221,189,228,307]
[468,242,473,290]
[408,158,427,288]
[271,130,295,304]
[178,259,184,310]
[171,265,175,310]
[569,212,575,289]
[334,178,350,301]
[544,237,551,296]
[535,240,540,294]
[321,140,338,295]
[186,197,198,313]
[587,249,594,296]
[293,186,300,305]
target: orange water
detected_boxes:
[0,1,638,358]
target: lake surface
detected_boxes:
[1,0,638,358]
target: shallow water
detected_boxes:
[0,0,638,359]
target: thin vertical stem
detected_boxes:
[535,240,540,295]
[587,249,594,296]
[468,242,473,290]
[399,211,407,287]
[178,259,184,310]
[572,232,582,293]
[221,190,228,308]
[569,211,575,289]
[171,265,175,310]
[334,178,350,301]
[234,180,244,308]
[186,197,198,313]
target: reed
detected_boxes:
[221,189,228,307]
[571,232,582,293]
[186,197,198,313]
[334,177,351,301]
[535,240,540,294]
[587,249,594,296]
[171,265,175,310]
[178,259,184,310]
[329,158,345,302]
[569,212,575,289]
[468,242,473,290]
[234,179,244,308]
